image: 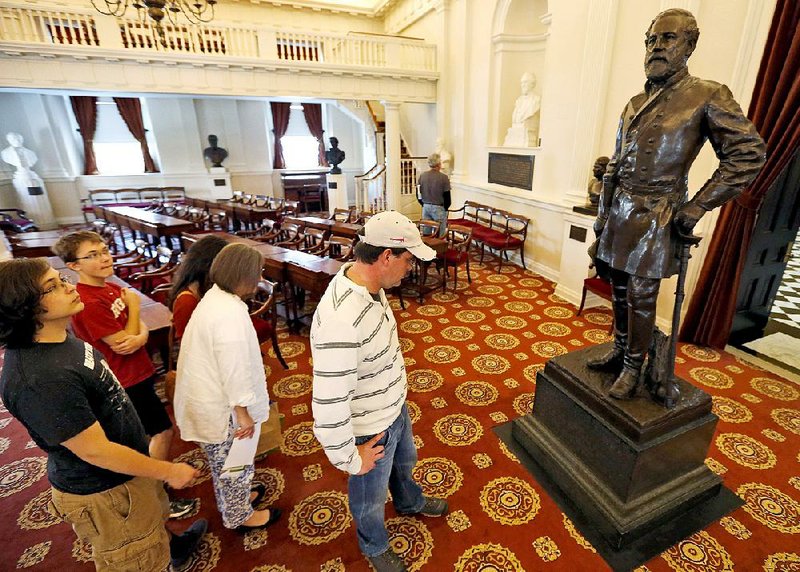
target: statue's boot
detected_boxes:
[608,279,658,401]
[587,281,628,375]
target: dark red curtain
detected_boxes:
[70,96,98,175]
[270,102,291,169]
[680,0,800,347]
[113,97,158,173]
[302,103,328,167]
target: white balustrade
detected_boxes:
[0,3,436,73]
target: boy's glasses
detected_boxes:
[74,246,111,261]
[41,274,75,296]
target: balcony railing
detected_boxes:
[0,3,437,73]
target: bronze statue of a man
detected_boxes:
[591,9,765,400]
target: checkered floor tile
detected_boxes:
[767,240,800,332]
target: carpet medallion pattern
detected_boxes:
[0,253,798,570]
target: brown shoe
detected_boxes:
[587,345,624,373]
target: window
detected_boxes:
[93,99,145,175]
[281,104,321,170]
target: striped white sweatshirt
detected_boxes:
[311,264,407,475]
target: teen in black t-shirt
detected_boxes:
[0,258,206,570]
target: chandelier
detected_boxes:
[91,0,217,34]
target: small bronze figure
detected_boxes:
[203,134,228,168]
[587,156,610,207]
[590,8,765,404]
[325,137,345,174]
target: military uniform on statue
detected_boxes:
[511,9,766,568]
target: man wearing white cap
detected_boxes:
[311,211,447,572]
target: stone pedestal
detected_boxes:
[326,174,348,214]
[13,177,56,230]
[208,167,232,200]
[512,345,722,549]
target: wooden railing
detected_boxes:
[355,164,386,212]
[0,4,437,73]
[400,157,427,197]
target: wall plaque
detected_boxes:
[488,152,534,190]
[214,179,226,186]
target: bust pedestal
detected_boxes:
[554,210,599,307]
[12,177,56,230]
[503,123,539,148]
[326,174,348,214]
[207,167,232,200]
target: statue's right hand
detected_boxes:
[593,217,606,238]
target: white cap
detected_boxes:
[361,211,436,261]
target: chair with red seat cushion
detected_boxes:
[477,209,530,272]
[577,272,614,333]
[447,201,482,229]
[443,224,473,291]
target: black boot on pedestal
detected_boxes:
[608,366,641,400]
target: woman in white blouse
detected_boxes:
[174,242,281,532]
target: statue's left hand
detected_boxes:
[673,203,705,234]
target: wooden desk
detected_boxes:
[96,206,195,249]
[283,216,362,238]
[7,230,66,242]
[281,172,328,213]
[186,198,277,230]
[10,237,61,258]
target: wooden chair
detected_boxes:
[114,240,159,278]
[477,209,530,272]
[129,246,181,295]
[443,224,473,290]
[242,219,282,243]
[298,227,329,254]
[321,236,355,261]
[357,210,376,224]
[268,197,285,210]
[275,223,304,249]
[330,207,355,223]
[447,200,482,229]
[248,279,289,369]
[577,271,614,334]
[416,219,441,238]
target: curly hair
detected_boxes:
[0,258,50,349]
[168,234,229,308]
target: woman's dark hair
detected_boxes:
[0,258,50,349]
[168,235,229,308]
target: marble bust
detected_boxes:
[434,137,453,176]
[325,137,345,174]
[503,72,541,148]
[203,134,228,168]
[1,132,43,191]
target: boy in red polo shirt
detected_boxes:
[53,230,196,519]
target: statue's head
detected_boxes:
[520,72,536,94]
[644,9,698,83]
[593,156,610,177]
[207,134,218,146]
[6,132,23,147]
[428,153,441,168]
[329,137,339,148]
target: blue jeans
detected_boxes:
[421,204,447,237]
[349,404,425,557]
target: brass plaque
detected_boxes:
[488,152,534,190]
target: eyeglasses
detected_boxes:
[74,246,111,261]
[41,274,74,296]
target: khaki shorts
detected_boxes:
[49,476,170,572]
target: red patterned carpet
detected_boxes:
[1,252,799,571]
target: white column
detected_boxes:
[435,0,450,139]
[562,0,619,206]
[382,101,402,211]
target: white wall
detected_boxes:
[399,103,438,157]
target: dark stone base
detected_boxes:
[495,422,742,572]
[511,344,734,555]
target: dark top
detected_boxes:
[0,335,149,494]
[418,169,452,208]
